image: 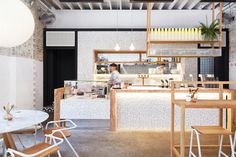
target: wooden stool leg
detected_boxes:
[2,133,17,150]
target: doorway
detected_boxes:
[44,48,77,107]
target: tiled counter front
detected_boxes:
[111,89,227,131]
[61,97,110,119]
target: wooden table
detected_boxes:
[0,110,49,150]
[171,100,236,157]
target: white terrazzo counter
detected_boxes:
[111,88,230,131]
[60,96,110,119]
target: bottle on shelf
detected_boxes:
[149,27,205,41]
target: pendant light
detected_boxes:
[115,43,121,51]
[114,1,120,51]
[129,43,135,51]
[0,0,35,47]
[129,8,135,51]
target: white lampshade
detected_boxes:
[129,43,135,51]
[114,43,120,51]
[0,0,35,47]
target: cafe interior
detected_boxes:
[1,0,236,157]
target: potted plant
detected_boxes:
[199,19,220,41]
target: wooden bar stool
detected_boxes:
[189,126,235,157]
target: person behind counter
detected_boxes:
[108,63,120,88]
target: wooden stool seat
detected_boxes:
[44,127,71,138]
[191,126,232,135]
[9,143,60,157]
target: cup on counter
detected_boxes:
[185,94,192,102]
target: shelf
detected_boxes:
[147,48,222,57]
[148,40,219,44]
[94,74,182,77]
[94,50,146,54]
[95,61,181,64]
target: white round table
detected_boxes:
[0,110,49,149]
[0,110,49,134]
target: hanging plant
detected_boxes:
[199,19,220,41]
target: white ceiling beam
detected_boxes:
[168,0,178,10]
[130,2,133,10]
[38,0,53,12]
[120,0,122,10]
[150,3,154,9]
[88,3,93,9]
[98,3,102,10]
[77,2,82,9]
[178,0,188,10]
[188,0,200,10]
[108,0,112,10]
[139,2,143,10]
[66,3,73,9]
[209,2,219,10]
[52,0,63,9]
[198,2,209,9]
[158,3,164,10]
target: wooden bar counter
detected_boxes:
[110,86,234,132]
[170,81,236,157]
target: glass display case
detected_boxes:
[64,80,108,99]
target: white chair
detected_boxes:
[12,124,43,148]
[44,119,79,157]
[0,137,6,157]
[6,134,63,157]
[189,126,235,157]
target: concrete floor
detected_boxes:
[1,120,233,157]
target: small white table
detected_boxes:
[0,110,49,149]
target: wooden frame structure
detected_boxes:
[54,88,65,121]
[146,1,223,56]
[170,81,236,157]
[110,83,236,132]
[94,49,181,64]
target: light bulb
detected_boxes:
[0,0,35,47]
[114,43,120,51]
[129,43,135,51]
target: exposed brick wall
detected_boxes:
[229,15,236,85]
[0,1,45,61]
